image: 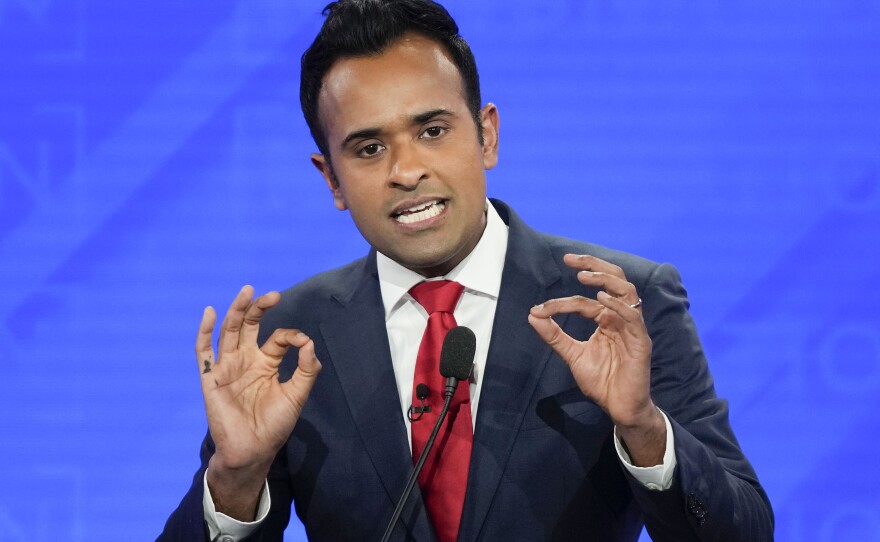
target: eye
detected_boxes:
[358,143,385,158]
[421,126,446,139]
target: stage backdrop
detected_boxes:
[2,1,879,540]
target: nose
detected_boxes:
[387,142,428,190]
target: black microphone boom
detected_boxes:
[379,325,477,542]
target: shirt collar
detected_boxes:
[377,200,509,319]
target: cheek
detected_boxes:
[332,171,371,211]
[345,195,387,236]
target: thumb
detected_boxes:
[528,312,580,365]
[284,337,322,412]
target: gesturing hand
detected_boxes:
[528,254,665,466]
[196,285,321,519]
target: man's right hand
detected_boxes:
[195,285,321,521]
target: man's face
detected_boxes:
[311,33,499,277]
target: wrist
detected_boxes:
[615,406,666,467]
[206,457,272,521]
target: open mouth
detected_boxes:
[392,199,446,224]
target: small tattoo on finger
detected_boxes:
[203,360,212,374]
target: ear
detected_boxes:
[311,153,347,211]
[479,103,500,170]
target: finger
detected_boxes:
[563,254,626,280]
[240,291,282,346]
[563,254,640,306]
[531,296,603,320]
[527,312,584,366]
[596,290,643,325]
[595,292,652,357]
[534,295,631,335]
[260,328,309,362]
[575,270,638,301]
[218,285,255,355]
[196,306,218,376]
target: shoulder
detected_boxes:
[542,231,664,285]
[259,255,376,335]
[494,198,675,292]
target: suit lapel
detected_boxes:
[459,202,568,541]
[318,255,436,541]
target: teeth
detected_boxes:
[401,200,436,214]
[395,200,445,224]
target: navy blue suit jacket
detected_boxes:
[159,200,773,541]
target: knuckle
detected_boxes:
[577,255,596,268]
[581,257,603,270]
[243,314,261,325]
[540,299,559,311]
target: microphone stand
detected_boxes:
[379,377,458,542]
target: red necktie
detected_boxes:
[409,280,472,542]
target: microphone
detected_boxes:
[407,383,431,422]
[380,326,477,542]
[439,326,476,398]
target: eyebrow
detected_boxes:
[412,108,453,124]
[339,108,455,151]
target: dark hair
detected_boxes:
[300,0,482,158]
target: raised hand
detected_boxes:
[195,285,321,519]
[528,254,665,466]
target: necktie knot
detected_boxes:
[409,280,464,315]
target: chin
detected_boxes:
[396,251,457,277]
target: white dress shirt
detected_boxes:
[205,201,676,540]
[378,199,508,444]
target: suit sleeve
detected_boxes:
[155,431,294,542]
[626,263,774,542]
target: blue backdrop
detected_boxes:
[2,1,879,540]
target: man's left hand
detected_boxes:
[528,254,666,466]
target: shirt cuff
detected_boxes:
[613,409,676,491]
[202,469,271,541]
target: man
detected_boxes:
[159,0,773,540]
